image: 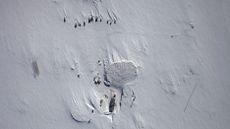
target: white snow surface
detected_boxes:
[0,0,230,129]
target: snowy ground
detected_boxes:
[0,0,230,129]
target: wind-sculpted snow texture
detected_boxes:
[1,0,230,129]
[104,61,138,87]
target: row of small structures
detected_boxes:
[63,16,117,28]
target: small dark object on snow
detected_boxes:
[32,60,39,78]
[104,94,108,99]
[99,19,102,22]
[95,17,98,22]
[78,23,81,27]
[114,20,116,24]
[74,23,77,28]
[104,80,110,87]
[94,75,101,85]
[83,22,86,26]
[64,17,66,23]
[77,74,80,78]
[191,25,194,29]
[100,99,103,107]
[189,23,195,29]
[98,60,102,65]
[88,17,93,23]
[109,95,116,112]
